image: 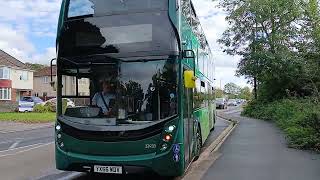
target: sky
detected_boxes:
[0,0,248,88]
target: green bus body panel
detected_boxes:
[194,108,211,143]
[57,0,67,45]
[180,15,215,145]
[61,133,160,156]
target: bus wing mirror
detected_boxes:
[184,70,196,88]
[50,76,57,91]
[183,50,195,59]
[50,58,57,91]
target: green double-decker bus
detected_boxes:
[54,0,215,177]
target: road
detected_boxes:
[0,127,56,180]
[0,117,229,180]
[202,107,320,180]
[0,127,53,151]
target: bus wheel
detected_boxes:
[193,128,202,161]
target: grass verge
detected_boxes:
[0,112,56,123]
[242,98,320,152]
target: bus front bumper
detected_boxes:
[56,145,184,176]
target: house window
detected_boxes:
[20,71,28,80]
[0,88,11,100]
[43,76,49,84]
[0,67,10,79]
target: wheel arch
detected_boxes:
[194,118,203,145]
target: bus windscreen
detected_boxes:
[60,58,178,126]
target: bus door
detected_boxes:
[183,67,194,165]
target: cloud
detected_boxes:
[216,67,249,88]
[32,47,56,64]
[0,23,35,61]
[193,0,249,88]
[0,0,60,63]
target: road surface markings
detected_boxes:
[0,140,15,145]
[0,143,43,154]
[9,140,21,150]
[0,142,53,158]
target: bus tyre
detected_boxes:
[193,128,202,161]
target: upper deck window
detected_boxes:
[68,0,168,18]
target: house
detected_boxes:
[33,66,57,100]
[0,50,33,111]
[33,67,89,100]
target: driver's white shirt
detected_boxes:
[92,92,115,113]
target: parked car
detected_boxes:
[18,96,44,112]
[227,99,238,106]
[44,98,75,111]
[215,98,227,109]
[236,99,242,105]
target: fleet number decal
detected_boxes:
[145,144,156,149]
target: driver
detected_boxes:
[92,80,115,116]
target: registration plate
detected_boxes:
[94,165,122,174]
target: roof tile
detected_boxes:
[34,66,56,77]
[0,49,28,69]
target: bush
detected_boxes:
[44,101,56,112]
[243,98,320,152]
[33,104,51,113]
[62,99,68,114]
[33,99,67,113]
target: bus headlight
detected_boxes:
[157,121,178,154]
[166,125,176,133]
[56,124,61,131]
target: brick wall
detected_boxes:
[0,89,18,112]
[11,88,17,102]
[0,101,17,112]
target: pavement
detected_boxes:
[202,106,320,180]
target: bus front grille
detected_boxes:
[59,121,166,142]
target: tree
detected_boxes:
[239,87,252,100]
[224,83,241,96]
[215,0,320,101]
[25,63,48,71]
[215,88,224,98]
